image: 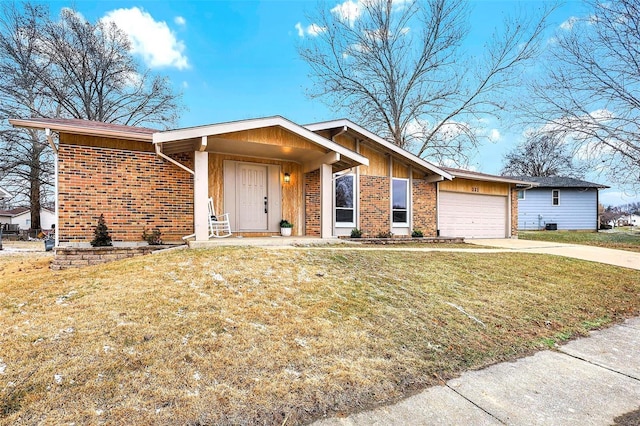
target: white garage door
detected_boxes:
[439,191,508,238]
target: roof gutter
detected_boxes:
[154,143,194,175]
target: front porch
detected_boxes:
[153,117,369,242]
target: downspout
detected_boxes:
[154,143,194,175]
[46,129,59,247]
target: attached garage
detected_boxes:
[436,169,533,239]
[438,191,508,238]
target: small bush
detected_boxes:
[350,228,363,238]
[90,214,112,247]
[279,219,293,228]
[412,229,424,238]
[376,231,393,238]
[142,227,163,245]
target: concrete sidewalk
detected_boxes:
[314,318,640,425]
[468,238,640,270]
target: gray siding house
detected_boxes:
[512,177,609,231]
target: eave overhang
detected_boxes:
[153,116,369,172]
[9,118,155,142]
[305,119,453,180]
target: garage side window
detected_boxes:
[392,178,408,224]
[335,174,355,225]
[552,189,560,206]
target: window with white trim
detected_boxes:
[517,190,525,200]
[335,174,355,225]
[552,189,560,206]
[392,178,409,225]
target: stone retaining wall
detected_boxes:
[51,246,175,270]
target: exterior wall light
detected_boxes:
[284,172,291,183]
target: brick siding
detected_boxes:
[511,187,518,237]
[359,175,390,237]
[304,169,320,236]
[58,144,193,243]
[412,179,437,237]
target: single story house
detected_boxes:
[0,207,56,230]
[10,116,531,246]
[615,214,640,227]
[511,176,609,231]
[0,207,28,228]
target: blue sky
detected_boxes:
[44,0,635,206]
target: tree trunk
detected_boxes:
[29,160,41,232]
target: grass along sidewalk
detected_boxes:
[519,229,640,252]
[1,247,639,425]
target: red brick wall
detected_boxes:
[359,175,390,237]
[304,169,320,236]
[511,186,518,237]
[58,144,193,243]
[412,180,437,237]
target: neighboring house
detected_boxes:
[0,207,29,225]
[0,207,56,230]
[10,117,531,246]
[616,214,640,227]
[11,207,56,230]
[511,176,609,231]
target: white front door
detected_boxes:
[238,164,268,231]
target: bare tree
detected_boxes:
[524,0,640,192]
[501,131,586,178]
[0,2,183,230]
[298,0,555,165]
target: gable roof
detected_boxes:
[443,168,539,186]
[153,115,369,170]
[305,119,452,180]
[507,176,609,189]
[9,118,156,142]
[0,207,29,217]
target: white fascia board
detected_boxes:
[450,171,540,186]
[305,119,452,180]
[153,116,368,167]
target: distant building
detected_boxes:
[0,207,56,230]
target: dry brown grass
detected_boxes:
[1,247,639,425]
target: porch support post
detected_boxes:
[194,151,209,241]
[320,163,333,238]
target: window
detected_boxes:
[517,190,525,200]
[392,178,408,224]
[552,189,560,206]
[335,174,355,224]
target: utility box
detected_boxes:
[545,223,558,231]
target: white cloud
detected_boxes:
[174,16,186,26]
[295,22,326,38]
[331,0,361,26]
[307,23,326,36]
[102,7,189,70]
[488,129,501,142]
[560,16,579,30]
[182,81,189,89]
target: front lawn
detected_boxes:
[1,247,639,425]
[519,229,640,252]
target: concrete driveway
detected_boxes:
[468,238,640,270]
